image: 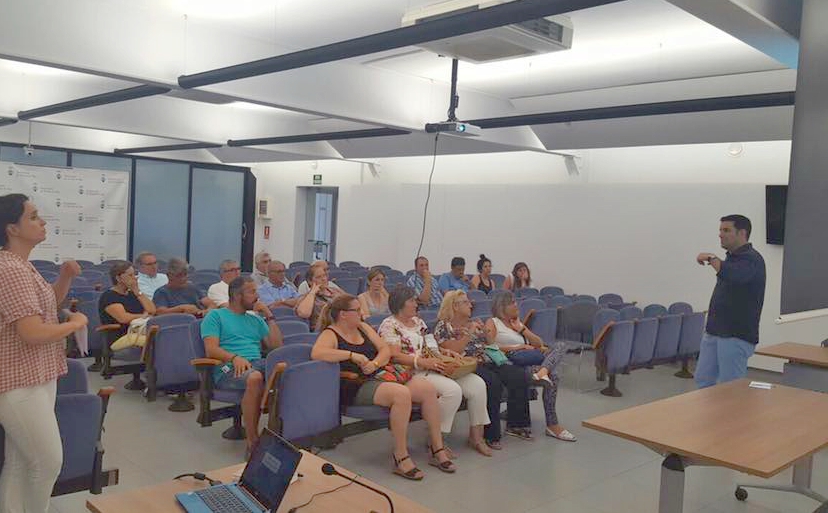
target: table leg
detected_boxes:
[736,454,827,505]
[659,454,686,513]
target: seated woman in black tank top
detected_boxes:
[311,294,456,480]
[471,254,495,293]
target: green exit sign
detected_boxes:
[313,174,322,185]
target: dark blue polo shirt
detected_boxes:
[706,243,766,344]
[152,284,204,308]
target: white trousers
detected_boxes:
[418,372,490,433]
[0,380,62,513]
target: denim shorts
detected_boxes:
[214,358,267,391]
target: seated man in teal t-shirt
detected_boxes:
[201,276,283,449]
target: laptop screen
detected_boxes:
[240,430,303,510]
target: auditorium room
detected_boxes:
[0,1,826,513]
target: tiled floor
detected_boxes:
[49,360,826,513]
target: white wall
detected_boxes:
[252,140,828,371]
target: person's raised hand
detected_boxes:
[60,260,82,279]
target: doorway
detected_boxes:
[297,187,338,263]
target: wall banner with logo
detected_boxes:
[0,161,129,263]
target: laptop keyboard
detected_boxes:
[194,486,255,512]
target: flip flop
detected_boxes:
[545,428,577,442]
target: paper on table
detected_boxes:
[749,381,773,389]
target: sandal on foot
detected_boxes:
[505,428,534,440]
[545,428,577,442]
[392,454,424,481]
[532,373,553,385]
[485,439,503,450]
[428,446,457,473]
[468,439,493,457]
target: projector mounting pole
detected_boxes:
[447,58,460,122]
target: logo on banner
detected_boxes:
[32,183,38,192]
[99,253,105,263]
[77,240,83,249]
[78,213,84,221]
[55,198,61,207]
[101,174,106,183]
[54,227,60,235]
[78,185,84,195]
[53,254,60,263]
[6,167,13,176]
[100,199,105,209]
[56,171,62,180]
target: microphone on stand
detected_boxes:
[321,463,395,513]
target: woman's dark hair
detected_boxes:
[0,193,29,248]
[388,285,417,315]
[476,254,491,273]
[511,262,531,289]
[108,261,133,285]
[318,294,358,330]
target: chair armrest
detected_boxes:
[97,387,116,398]
[96,324,123,332]
[522,309,536,326]
[190,358,222,368]
[261,362,287,412]
[592,321,615,350]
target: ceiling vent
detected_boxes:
[402,0,573,63]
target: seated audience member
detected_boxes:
[312,295,430,480]
[470,254,495,293]
[438,256,470,292]
[434,290,530,450]
[503,261,532,291]
[485,290,576,441]
[358,267,390,318]
[208,259,242,307]
[405,256,443,308]
[152,257,216,315]
[297,260,343,295]
[379,287,477,470]
[295,263,343,330]
[258,260,300,309]
[99,260,156,339]
[202,276,283,449]
[251,251,271,288]
[135,251,168,297]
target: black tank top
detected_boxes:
[326,327,379,407]
[477,276,493,294]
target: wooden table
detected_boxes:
[87,450,433,513]
[756,342,828,393]
[582,379,828,512]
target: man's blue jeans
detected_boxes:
[694,333,756,388]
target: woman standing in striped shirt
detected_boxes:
[0,194,88,513]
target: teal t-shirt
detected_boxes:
[201,308,268,381]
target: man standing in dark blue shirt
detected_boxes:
[695,214,766,388]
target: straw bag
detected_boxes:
[422,347,477,380]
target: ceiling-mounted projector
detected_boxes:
[425,121,481,137]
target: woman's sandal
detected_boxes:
[505,427,534,440]
[485,439,503,450]
[392,454,424,481]
[428,446,457,473]
[468,439,493,457]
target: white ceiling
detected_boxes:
[0,0,800,164]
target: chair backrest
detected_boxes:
[276,320,311,338]
[592,308,621,340]
[283,333,319,346]
[372,265,392,272]
[80,269,107,286]
[471,299,492,319]
[545,295,573,309]
[384,269,404,279]
[271,306,297,319]
[147,314,198,389]
[573,294,597,304]
[619,305,643,321]
[602,321,635,374]
[31,259,57,269]
[189,319,205,358]
[558,301,600,343]
[467,289,487,302]
[76,259,97,268]
[39,270,59,283]
[338,261,362,268]
[55,393,103,482]
[328,269,352,280]
[418,310,438,324]
[527,308,558,347]
[385,275,406,289]
[515,287,539,298]
[629,317,658,367]
[289,261,310,268]
[677,312,706,357]
[668,302,693,315]
[490,274,506,288]
[57,359,89,395]
[277,360,341,441]
[266,344,313,376]
[366,314,388,329]
[642,303,668,318]
[76,299,103,352]
[335,277,362,296]
[652,314,683,362]
[519,298,546,320]
[598,293,623,306]
[540,286,564,297]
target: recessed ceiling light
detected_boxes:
[174,0,273,19]
[727,143,744,157]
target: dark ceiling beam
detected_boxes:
[0,117,18,127]
[17,85,171,121]
[227,127,410,147]
[470,91,795,129]
[114,141,222,154]
[178,0,623,89]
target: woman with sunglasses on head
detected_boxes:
[0,193,89,512]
